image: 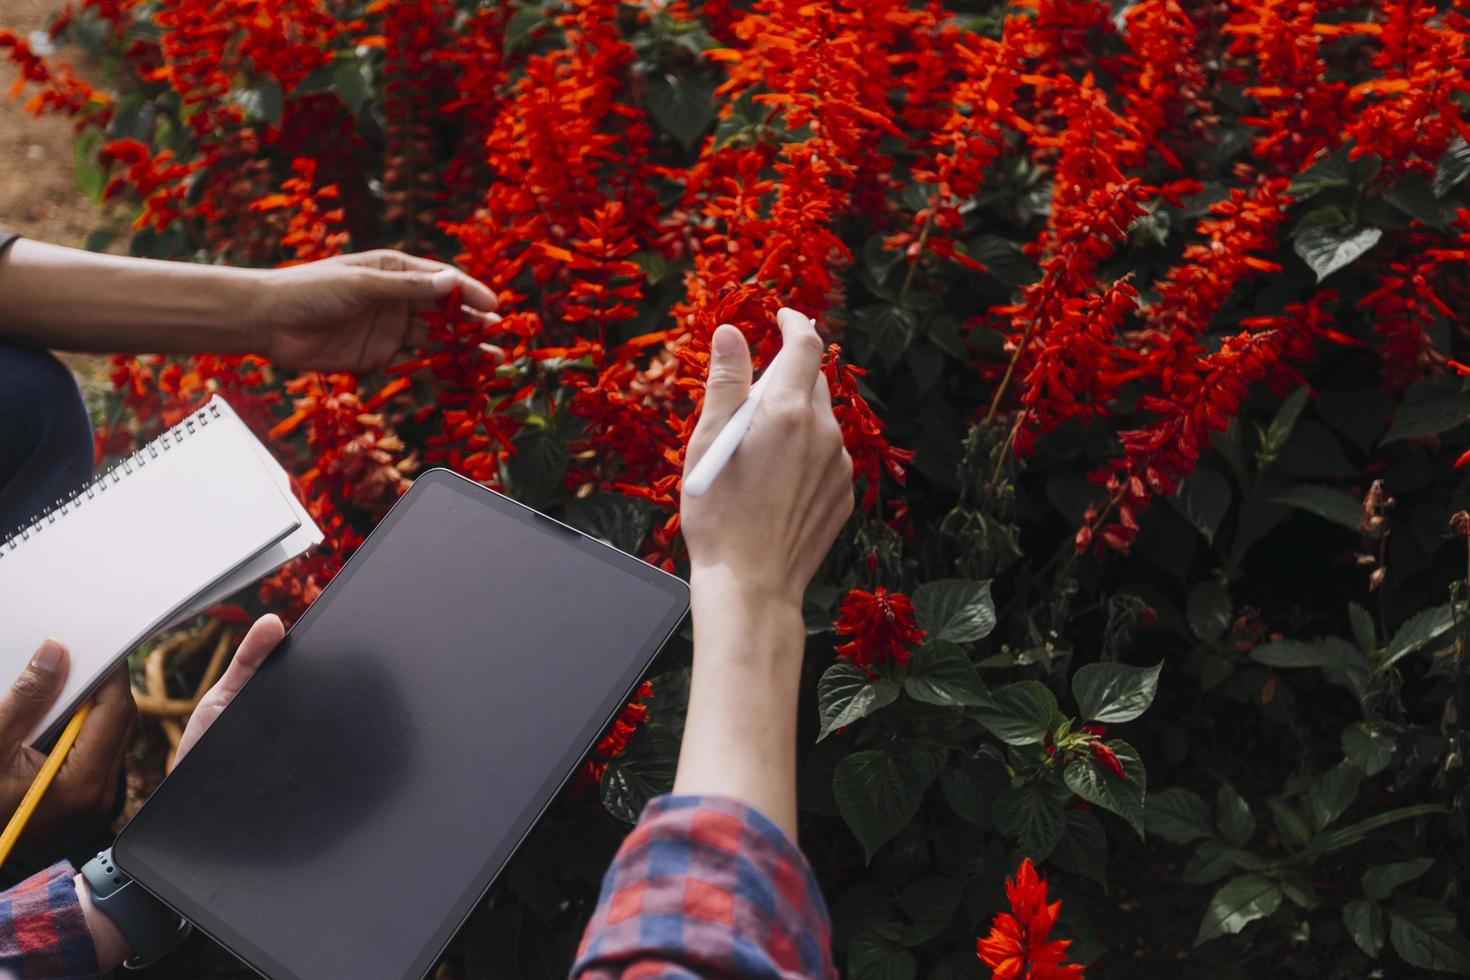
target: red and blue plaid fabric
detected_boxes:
[573,795,835,979]
[0,860,101,979]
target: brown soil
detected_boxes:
[0,0,115,400]
[0,0,96,247]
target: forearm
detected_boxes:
[0,239,259,355]
[673,569,806,839]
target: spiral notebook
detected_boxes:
[0,397,322,745]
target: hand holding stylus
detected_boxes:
[675,305,855,839]
[683,307,812,498]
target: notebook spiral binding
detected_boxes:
[0,401,223,559]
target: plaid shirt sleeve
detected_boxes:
[0,861,103,979]
[572,795,835,980]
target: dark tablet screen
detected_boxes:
[115,469,689,980]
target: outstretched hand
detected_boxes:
[245,250,500,373]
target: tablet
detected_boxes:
[114,469,690,980]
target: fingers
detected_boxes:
[175,615,285,766]
[762,307,825,403]
[686,324,753,468]
[0,639,68,746]
[59,666,135,803]
[401,306,502,351]
[211,615,285,704]
[354,256,499,312]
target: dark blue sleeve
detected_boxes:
[0,232,18,259]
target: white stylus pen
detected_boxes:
[683,309,809,498]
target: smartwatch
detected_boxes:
[79,848,192,969]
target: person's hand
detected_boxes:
[680,308,855,610]
[672,308,854,837]
[0,641,135,844]
[243,250,500,373]
[174,615,284,763]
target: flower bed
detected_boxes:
[5,0,1470,975]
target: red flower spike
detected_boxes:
[833,587,926,672]
[977,859,1085,980]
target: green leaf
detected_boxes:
[1050,809,1109,886]
[992,780,1068,861]
[461,901,560,980]
[236,80,284,125]
[904,641,987,708]
[1363,858,1434,902]
[503,4,544,52]
[1343,899,1386,957]
[1278,420,1356,479]
[1293,224,1383,282]
[860,305,919,370]
[1195,875,1283,945]
[1342,722,1397,777]
[1252,635,1365,673]
[1262,385,1311,457]
[1385,176,1446,228]
[1288,150,1353,200]
[972,681,1058,746]
[332,56,372,116]
[912,579,996,643]
[73,130,105,202]
[1270,484,1363,530]
[848,933,918,980]
[1388,898,1470,973]
[565,494,655,555]
[1435,137,1470,197]
[1382,375,1470,444]
[1308,762,1362,831]
[1382,604,1455,669]
[506,426,568,509]
[1216,784,1255,847]
[600,723,680,823]
[1302,805,1445,860]
[818,663,900,740]
[1269,799,1313,849]
[1172,468,1232,544]
[897,878,963,944]
[1146,788,1215,844]
[964,234,1040,286]
[1063,739,1146,837]
[1186,581,1232,641]
[1183,840,1235,884]
[1071,662,1162,724]
[863,236,904,285]
[646,74,717,150]
[834,744,947,861]
[939,755,1009,829]
[1348,603,1378,657]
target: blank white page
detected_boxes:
[0,399,302,744]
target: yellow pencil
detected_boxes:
[0,702,94,867]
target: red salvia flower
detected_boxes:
[977,859,1085,980]
[833,587,926,672]
[1090,742,1128,781]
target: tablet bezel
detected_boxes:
[113,467,690,980]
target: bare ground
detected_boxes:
[0,0,115,401]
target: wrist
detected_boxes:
[74,873,132,971]
[211,266,273,354]
[688,565,803,621]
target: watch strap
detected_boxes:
[80,848,191,969]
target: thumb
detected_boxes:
[0,639,68,746]
[687,324,753,467]
[358,268,459,304]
